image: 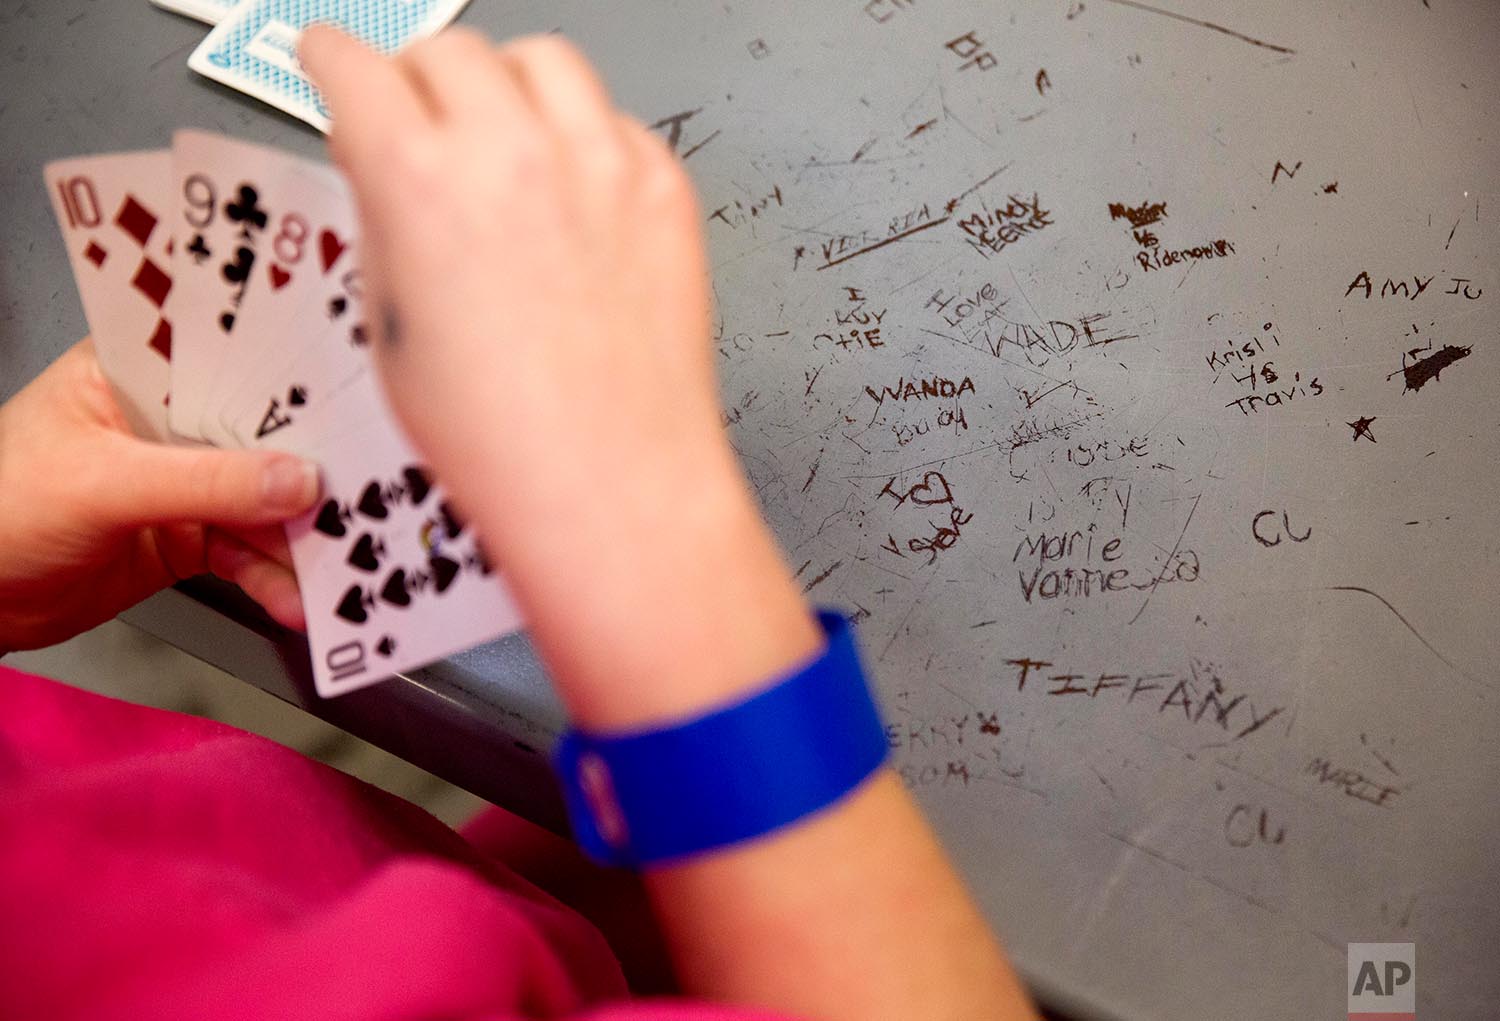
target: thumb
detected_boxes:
[95,436,322,529]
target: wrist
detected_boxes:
[555,609,886,867]
[522,462,822,731]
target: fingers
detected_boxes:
[398,27,531,125]
[205,531,306,632]
[221,523,295,571]
[299,24,430,166]
[615,113,692,204]
[497,35,618,145]
[304,24,620,148]
[94,436,321,530]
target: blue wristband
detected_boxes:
[553,610,887,868]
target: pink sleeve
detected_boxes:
[0,666,800,1021]
[574,1005,797,1020]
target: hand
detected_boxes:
[0,340,320,653]
[301,27,729,570]
[301,27,821,726]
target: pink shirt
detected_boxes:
[0,665,792,1021]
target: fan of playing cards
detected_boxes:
[45,132,522,699]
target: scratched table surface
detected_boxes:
[3,1,1498,1018]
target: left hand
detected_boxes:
[0,340,321,653]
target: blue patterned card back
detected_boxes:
[188,0,468,130]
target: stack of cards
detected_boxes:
[150,0,470,131]
[45,132,522,698]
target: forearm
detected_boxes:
[466,453,1036,1020]
[648,770,1036,1021]
[517,450,823,732]
[293,28,1033,1016]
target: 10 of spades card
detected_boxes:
[287,421,522,697]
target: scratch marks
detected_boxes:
[1095,0,1296,55]
[680,130,722,160]
[905,117,938,139]
[1271,159,1302,184]
[1389,343,1472,392]
[1326,586,1486,689]
[801,447,825,492]
[944,161,1015,215]
[816,215,951,270]
[1128,493,1201,625]
[802,560,844,593]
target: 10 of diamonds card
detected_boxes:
[45,152,177,440]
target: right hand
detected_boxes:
[300,27,733,571]
[301,27,821,727]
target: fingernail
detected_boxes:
[261,456,320,512]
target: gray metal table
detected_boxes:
[4,3,1498,1020]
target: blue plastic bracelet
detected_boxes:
[553,610,887,868]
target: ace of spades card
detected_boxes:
[222,240,372,450]
[287,419,523,698]
[44,151,176,440]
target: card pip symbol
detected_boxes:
[318,229,347,272]
[131,258,171,308]
[1348,943,1414,1020]
[336,585,371,624]
[114,194,158,246]
[315,498,353,538]
[102,192,174,360]
[147,320,172,360]
[224,184,268,231]
[348,533,385,573]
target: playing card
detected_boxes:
[148,0,238,25]
[195,155,353,446]
[166,130,298,442]
[230,306,378,455]
[187,0,472,132]
[216,176,367,447]
[287,416,522,698]
[44,151,176,440]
